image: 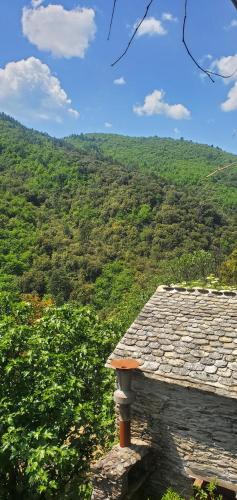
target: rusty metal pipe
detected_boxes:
[119,420,131,448]
[110,358,139,448]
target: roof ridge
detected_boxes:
[156,285,237,297]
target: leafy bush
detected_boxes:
[193,481,223,500]
[0,293,121,498]
[161,481,223,500]
[161,487,185,500]
[220,249,237,285]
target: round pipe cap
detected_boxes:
[110,358,139,370]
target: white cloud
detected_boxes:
[232,128,237,137]
[22,4,96,58]
[214,54,237,82]
[0,57,79,123]
[31,0,44,7]
[174,127,180,135]
[224,19,237,30]
[133,90,191,120]
[162,12,178,22]
[202,54,213,62]
[135,17,167,37]
[104,122,112,128]
[214,54,237,111]
[221,82,237,112]
[113,76,126,85]
[68,108,80,118]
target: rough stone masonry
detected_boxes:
[93,286,237,499]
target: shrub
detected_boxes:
[0,293,121,498]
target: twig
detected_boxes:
[206,160,237,178]
[107,0,118,41]
[109,0,237,78]
[182,0,237,82]
[111,0,155,67]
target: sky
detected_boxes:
[0,0,237,152]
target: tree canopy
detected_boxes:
[0,113,236,322]
[0,113,236,498]
[0,292,120,498]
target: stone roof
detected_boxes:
[108,286,237,399]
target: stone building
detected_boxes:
[92,286,237,499]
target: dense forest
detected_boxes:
[0,113,236,323]
[0,113,237,497]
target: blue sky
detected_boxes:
[0,0,237,152]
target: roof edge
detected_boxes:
[156,285,237,297]
[136,369,237,400]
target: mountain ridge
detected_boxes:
[0,113,236,322]
[66,132,237,206]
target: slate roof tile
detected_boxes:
[107,285,237,399]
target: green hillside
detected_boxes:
[0,114,236,322]
[0,113,237,498]
[67,133,237,209]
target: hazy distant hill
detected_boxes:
[0,113,236,322]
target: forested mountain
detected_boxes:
[0,113,237,498]
[0,113,237,323]
[67,133,237,208]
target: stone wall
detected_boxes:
[130,372,237,498]
[91,440,153,500]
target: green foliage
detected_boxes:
[0,115,236,498]
[48,269,72,305]
[161,481,223,500]
[68,133,237,208]
[0,114,236,322]
[161,488,185,500]
[193,481,223,500]
[0,292,121,498]
[220,248,237,285]
[156,250,215,284]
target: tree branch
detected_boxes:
[107,0,118,41]
[183,0,237,82]
[109,0,237,78]
[182,0,214,82]
[111,0,155,67]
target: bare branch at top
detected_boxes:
[111,0,155,67]
[109,0,237,80]
[107,0,118,41]
[182,0,237,82]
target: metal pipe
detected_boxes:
[119,420,131,448]
[110,358,139,448]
